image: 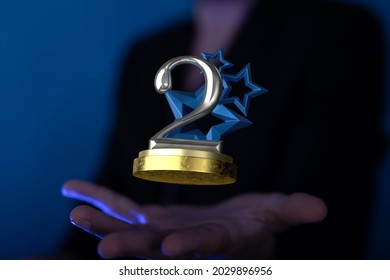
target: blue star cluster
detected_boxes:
[165,50,267,141]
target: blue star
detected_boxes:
[202,50,232,98]
[202,49,233,73]
[163,50,267,141]
[220,64,268,116]
[165,89,199,119]
[206,104,252,140]
[165,85,252,141]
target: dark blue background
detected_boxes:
[0,0,388,259]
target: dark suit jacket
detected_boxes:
[64,0,385,259]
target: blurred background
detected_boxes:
[0,0,388,259]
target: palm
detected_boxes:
[62,180,327,259]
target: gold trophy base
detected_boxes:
[133,148,236,185]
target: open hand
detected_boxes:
[62,180,327,259]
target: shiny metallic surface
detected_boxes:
[133,55,238,185]
[149,138,223,152]
[151,56,222,146]
[139,148,233,163]
[133,149,237,185]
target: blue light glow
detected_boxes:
[61,186,147,225]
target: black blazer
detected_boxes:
[65,0,385,259]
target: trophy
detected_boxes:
[133,50,267,185]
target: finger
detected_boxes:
[98,229,167,259]
[62,179,146,224]
[70,205,133,238]
[281,193,328,224]
[259,193,327,230]
[161,223,231,258]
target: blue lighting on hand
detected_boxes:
[61,186,147,225]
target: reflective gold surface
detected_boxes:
[133,148,236,185]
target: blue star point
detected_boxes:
[165,86,252,141]
[221,64,267,116]
[206,104,252,140]
[201,49,233,73]
[164,50,267,141]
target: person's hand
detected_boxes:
[62,180,327,259]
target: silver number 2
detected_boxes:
[149,56,223,152]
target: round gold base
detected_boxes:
[132,148,237,185]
